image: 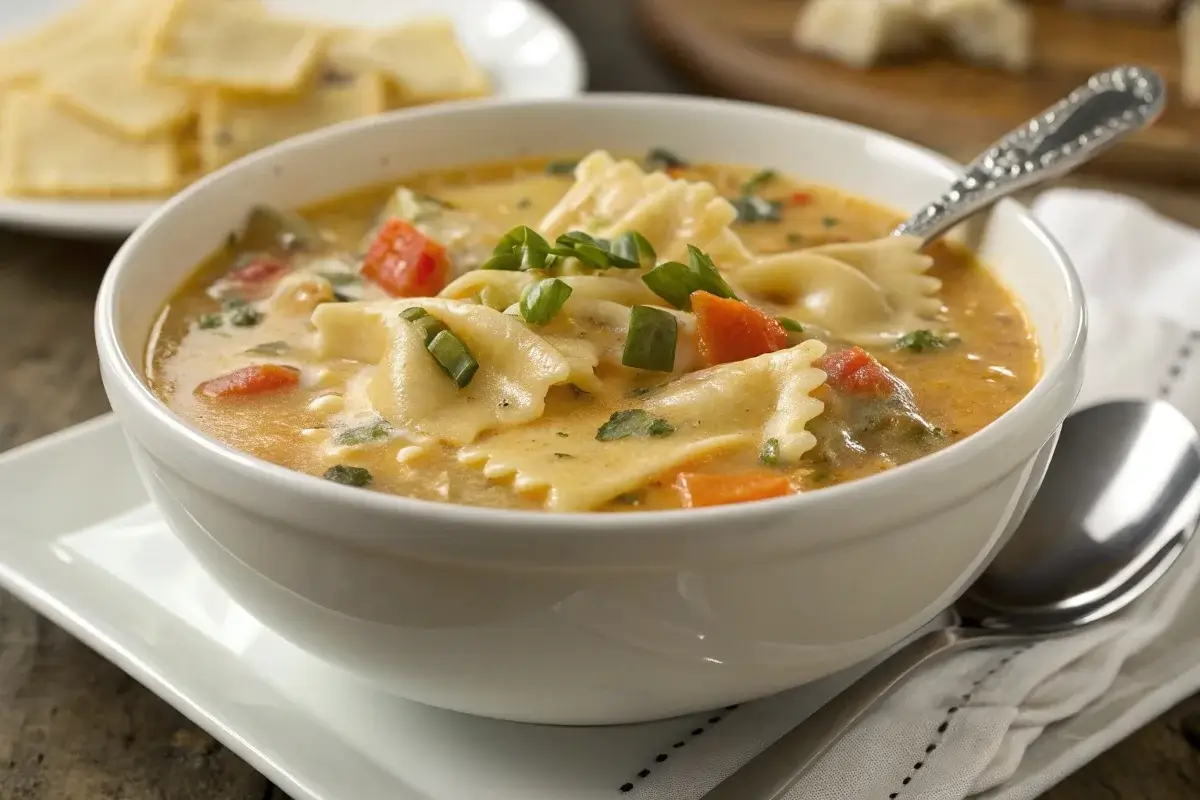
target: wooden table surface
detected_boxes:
[1,1,1199,798]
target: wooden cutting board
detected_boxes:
[636,0,1200,184]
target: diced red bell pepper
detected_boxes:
[816,346,893,395]
[692,291,789,366]
[790,191,813,206]
[361,218,450,298]
[229,257,290,286]
[195,364,301,398]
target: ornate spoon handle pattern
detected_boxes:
[894,65,1166,246]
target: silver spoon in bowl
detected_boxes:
[894,64,1165,247]
[704,399,1200,800]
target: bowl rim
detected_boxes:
[95,93,1087,534]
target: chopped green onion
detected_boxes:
[686,245,738,299]
[778,316,805,333]
[245,340,290,355]
[222,296,248,311]
[596,409,675,441]
[622,306,678,372]
[400,306,429,321]
[611,231,657,269]
[821,216,840,228]
[323,464,373,487]
[895,330,949,352]
[641,261,697,310]
[645,147,688,171]
[428,329,479,387]
[481,225,553,271]
[335,420,392,446]
[198,313,223,330]
[740,168,777,196]
[545,159,578,175]
[229,305,263,327]
[760,437,782,466]
[641,245,738,310]
[520,278,573,325]
[731,194,783,223]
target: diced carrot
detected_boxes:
[229,257,290,285]
[195,364,301,398]
[692,291,788,367]
[790,191,813,206]
[361,218,450,297]
[816,346,893,395]
[666,166,685,179]
[674,471,793,508]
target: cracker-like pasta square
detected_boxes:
[1,90,178,197]
[197,71,386,171]
[45,55,194,139]
[360,18,490,103]
[145,0,325,93]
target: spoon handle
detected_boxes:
[700,626,1025,800]
[894,65,1165,246]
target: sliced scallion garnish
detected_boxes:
[428,330,479,388]
[611,231,657,269]
[731,194,783,223]
[641,245,738,310]
[622,306,677,372]
[520,278,573,325]
[645,147,688,171]
[481,225,553,271]
[740,168,777,196]
[778,316,805,333]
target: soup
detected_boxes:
[146,149,1039,512]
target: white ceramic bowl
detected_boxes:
[95,96,1086,725]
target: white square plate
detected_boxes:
[0,0,585,238]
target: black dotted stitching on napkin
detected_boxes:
[885,646,1030,799]
[617,705,741,793]
[1158,330,1200,399]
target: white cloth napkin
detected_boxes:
[630,189,1200,800]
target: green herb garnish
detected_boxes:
[229,305,263,327]
[480,225,554,271]
[545,159,578,175]
[596,409,675,441]
[645,147,688,171]
[520,278,573,325]
[821,216,840,228]
[760,437,782,466]
[731,194,783,223]
[610,231,657,269]
[741,168,777,196]
[245,340,290,355]
[428,329,479,388]
[198,313,223,330]
[896,330,949,353]
[335,420,392,446]
[622,306,677,372]
[642,245,738,310]
[786,232,804,246]
[551,230,620,270]
[401,306,447,345]
[778,316,804,333]
[222,296,248,310]
[323,464,373,487]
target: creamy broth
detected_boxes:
[147,152,1039,511]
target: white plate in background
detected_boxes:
[0,0,586,238]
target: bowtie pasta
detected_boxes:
[147,149,1038,511]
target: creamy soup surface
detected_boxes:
[147,151,1040,512]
